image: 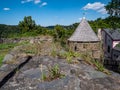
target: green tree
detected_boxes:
[0,24,19,38]
[105,0,120,29]
[105,0,120,17]
[53,25,65,41]
[18,16,36,33]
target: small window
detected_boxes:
[74,45,77,51]
[107,46,110,53]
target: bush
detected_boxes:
[81,52,110,74]
[42,64,64,81]
[21,32,38,37]
[59,50,80,64]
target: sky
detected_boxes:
[0,0,111,26]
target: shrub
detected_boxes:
[50,49,57,57]
[42,64,64,81]
[60,51,80,64]
[81,52,110,74]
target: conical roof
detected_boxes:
[68,18,99,42]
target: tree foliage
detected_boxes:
[0,24,19,38]
[18,16,36,33]
[105,0,120,17]
[105,0,120,29]
[0,14,120,39]
[53,25,64,41]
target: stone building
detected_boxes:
[101,29,120,60]
[68,18,100,59]
[101,29,120,72]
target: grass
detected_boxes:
[50,49,57,57]
[0,43,18,66]
[20,44,36,53]
[58,50,80,64]
[0,41,29,66]
[0,43,18,50]
[0,54,5,66]
[81,52,110,74]
[49,42,63,57]
[41,64,65,81]
[0,41,29,50]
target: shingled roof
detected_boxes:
[68,18,99,42]
[103,29,120,40]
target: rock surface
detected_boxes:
[2,54,14,63]
[0,56,120,90]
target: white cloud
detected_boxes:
[21,0,48,7]
[3,8,10,11]
[34,0,41,4]
[98,8,107,14]
[83,2,107,14]
[21,1,25,4]
[40,2,47,7]
[83,2,105,10]
[21,0,33,4]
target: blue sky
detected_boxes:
[0,0,110,26]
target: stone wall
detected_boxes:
[68,42,101,59]
[0,36,53,44]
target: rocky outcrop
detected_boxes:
[0,55,120,90]
[1,35,120,90]
[0,56,32,88]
